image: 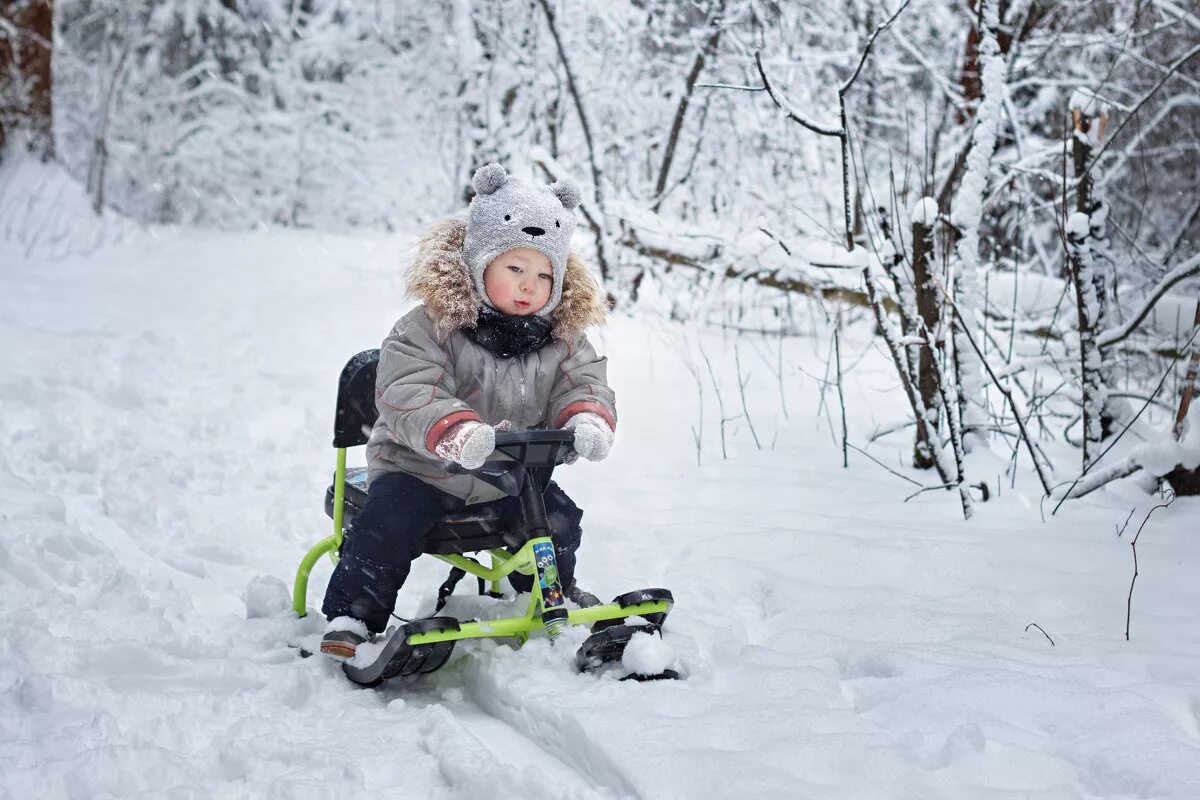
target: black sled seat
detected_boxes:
[322,466,524,555]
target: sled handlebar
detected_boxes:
[493,429,574,449]
[445,429,575,480]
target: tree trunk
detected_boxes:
[956,0,1053,123]
[912,211,942,469]
[950,0,1004,448]
[536,0,610,282]
[652,0,725,211]
[0,0,54,161]
[1066,103,1111,467]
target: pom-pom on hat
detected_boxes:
[463,163,580,317]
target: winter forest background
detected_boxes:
[4,0,1198,512]
[3,1,1200,797]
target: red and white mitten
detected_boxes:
[435,421,496,469]
[563,413,614,462]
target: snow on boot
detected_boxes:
[321,616,371,661]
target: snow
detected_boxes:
[910,196,939,226]
[620,631,675,676]
[3,224,1200,798]
[244,575,291,619]
[325,615,369,636]
[1129,405,1200,476]
[0,152,136,258]
[1068,87,1106,117]
[1066,211,1090,240]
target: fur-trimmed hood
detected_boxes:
[406,216,607,342]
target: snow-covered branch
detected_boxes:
[751,51,840,137]
[1096,252,1200,349]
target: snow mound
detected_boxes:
[1130,405,1200,475]
[0,151,136,260]
[244,575,292,619]
[621,631,674,676]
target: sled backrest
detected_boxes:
[333,349,380,448]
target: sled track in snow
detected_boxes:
[458,657,640,799]
[412,699,622,800]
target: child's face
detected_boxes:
[483,248,553,316]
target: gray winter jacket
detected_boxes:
[366,217,616,503]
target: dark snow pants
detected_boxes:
[321,470,584,633]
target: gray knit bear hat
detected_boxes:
[463,163,581,317]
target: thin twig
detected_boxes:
[839,0,916,94]
[847,443,924,488]
[700,345,736,460]
[1024,623,1055,646]
[1126,496,1175,641]
[1116,507,1137,537]
[905,482,960,501]
[868,419,916,443]
[834,315,849,467]
[681,343,706,467]
[695,82,765,92]
[1084,43,1200,180]
[734,344,762,450]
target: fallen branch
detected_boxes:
[618,227,892,310]
[1055,457,1143,501]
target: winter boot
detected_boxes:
[566,582,601,608]
[321,616,371,660]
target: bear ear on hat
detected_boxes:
[472,163,508,196]
[549,180,581,210]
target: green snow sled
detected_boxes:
[292,349,676,686]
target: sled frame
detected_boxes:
[291,447,669,644]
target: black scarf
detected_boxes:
[464,306,554,359]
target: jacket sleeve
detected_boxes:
[375,310,481,458]
[547,335,618,431]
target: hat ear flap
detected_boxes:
[472,163,508,196]
[550,180,581,210]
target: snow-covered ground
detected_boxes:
[3,217,1200,799]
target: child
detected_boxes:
[320,163,617,659]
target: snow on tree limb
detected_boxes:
[950,0,1006,444]
[1096,252,1200,349]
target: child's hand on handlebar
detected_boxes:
[563,413,614,462]
[435,419,511,469]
